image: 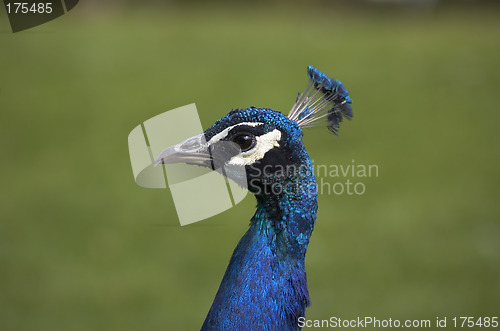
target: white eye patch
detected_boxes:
[227,129,281,166]
[208,122,264,145]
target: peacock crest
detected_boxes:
[288,65,353,134]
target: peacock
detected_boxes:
[155,66,353,330]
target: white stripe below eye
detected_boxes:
[228,129,281,166]
[208,122,264,145]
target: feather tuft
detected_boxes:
[288,65,353,135]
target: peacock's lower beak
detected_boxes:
[154,133,212,167]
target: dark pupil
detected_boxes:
[234,135,253,151]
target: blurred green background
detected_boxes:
[1,1,499,330]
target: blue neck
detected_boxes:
[202,165,317,330]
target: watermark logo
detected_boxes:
[244,161,378,198]
[128,104,248,226]
[313,160,379,196]
[3,0,79,32]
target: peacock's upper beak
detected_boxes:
[154,133,212,167]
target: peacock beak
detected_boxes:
[154,133,212,167]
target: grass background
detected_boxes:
[1,2,499,330]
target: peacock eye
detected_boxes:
[232,133,256,152]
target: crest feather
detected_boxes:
[288,65,353,135]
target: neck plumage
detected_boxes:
[202,166,317,331]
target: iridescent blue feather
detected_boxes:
[201,108,316,331]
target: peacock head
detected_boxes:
[155,65,353,198]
